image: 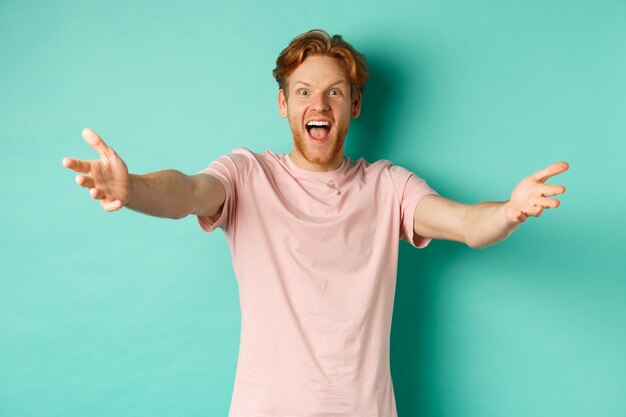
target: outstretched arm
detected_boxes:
[63,128,225,219]
[413,162,569,248]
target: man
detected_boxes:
[63,30,568,417]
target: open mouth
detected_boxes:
[305,120,332,141]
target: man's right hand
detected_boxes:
[63,128,130,212]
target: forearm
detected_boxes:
[464,201,521,248]
[126,170,196,219]
[413,163,568,248]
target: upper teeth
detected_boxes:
[307,121,329,126]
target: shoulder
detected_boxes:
[202,147,264,183]
[228,147,282,167]
[222,147,259,163]
[350,157,414,180]
[214,148,295,181]
[211,147,266,169]
[350,157,434,197]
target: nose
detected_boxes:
[310,92,330,112]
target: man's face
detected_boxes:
[278,55,361,171]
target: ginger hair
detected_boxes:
[272,29,369,103]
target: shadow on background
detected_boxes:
[392,240,468,417]
[345,51,470,416]
[344,51,400,162]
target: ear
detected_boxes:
[351,93,362,118]
[278,89,288,118]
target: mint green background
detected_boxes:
[1,1,624,416]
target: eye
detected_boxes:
[297,89,309,96]
[328,89,342,96]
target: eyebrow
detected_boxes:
[292,80,347,88]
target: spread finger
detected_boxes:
[76,175,94,189]
[63,158,91,174]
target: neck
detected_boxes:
[288,149,344,172]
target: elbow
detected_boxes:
[463,230,481,249]
[168,203,193,220]
[465,237,481,249]
[464,232,491,249]
[466,236,504,249]
[466,241,478,249]
[466,240,488,249]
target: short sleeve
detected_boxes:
[388,164,439,248]
[196,148,254,233]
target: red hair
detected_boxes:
[273,29,369,103]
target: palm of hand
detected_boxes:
[504,162,569,223]
[63,128,130,212]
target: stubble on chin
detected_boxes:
[292,126,348,166]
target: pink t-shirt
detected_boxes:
[197,148,438,417]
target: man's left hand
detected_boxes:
[504,162,570,223]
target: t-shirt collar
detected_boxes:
[284,153,348,181]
